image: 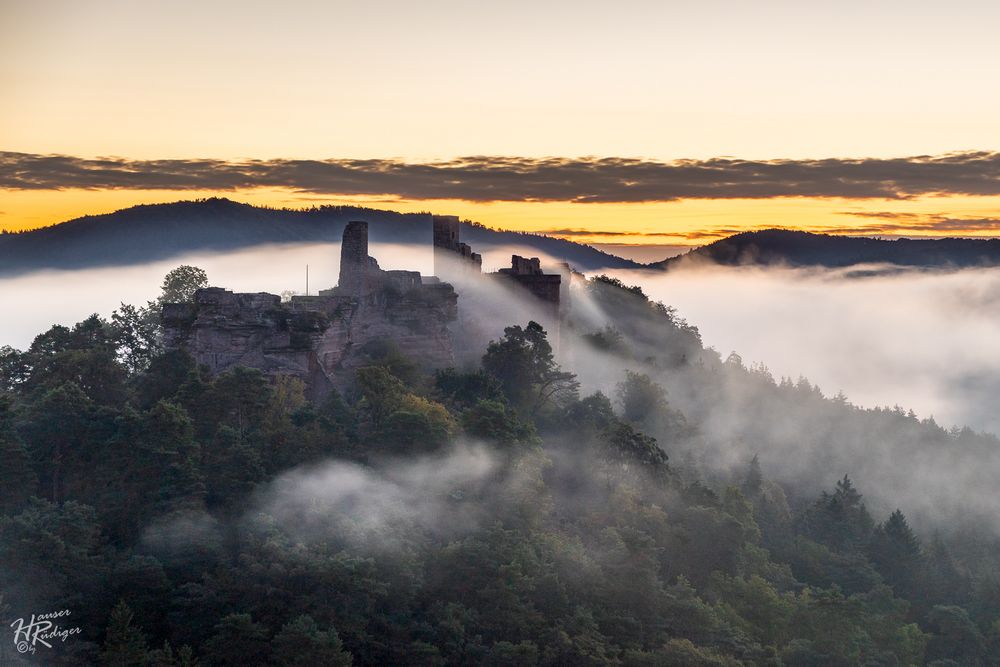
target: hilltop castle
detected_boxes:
[162,216,568,397]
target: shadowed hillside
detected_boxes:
[652,228,1000,270]
[0,198,641,276]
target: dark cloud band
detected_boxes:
[829,211,1000,235]
[3,151,1000,202]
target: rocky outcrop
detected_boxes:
[163,222,457,398]
[162,289,330,388]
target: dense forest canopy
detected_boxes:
[1,267,999,666]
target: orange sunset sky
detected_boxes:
[3,0,1000,253]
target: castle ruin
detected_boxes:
[163,216,568,396]
[432,215,568,316]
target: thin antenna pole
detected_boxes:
[306,264,309,296]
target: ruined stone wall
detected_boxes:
[497,255,562,310]
[431,223,569,361]
[163,220,459,399]
[433,215,482,278]
[164,283,457,399]
[502,255,543,276]
[555,262,572,316]
[311,283,457,381]
[505,273,561,307]
[162,288,332,391]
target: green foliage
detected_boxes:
[272,615,352,666]
[101,600,149,667]
[869,509,923,599]
[589,275,647,299]
[204,425,264,506]
[133,349,198,410]
[101,400,205,539]
[434,367,505,408]
[357,339,419,387]
[202,614,270,666]
[482,321,579,417]
[355,366,407,428]
[0,395,36,513]
[925,605,986,665]
[617,370,668,424]
[583,276,702,366]
[111,302,161,374]
[147,642,200,667]
[461,399,537,449]
[798,475,875,554]
[356,366,455,454]
[624,638,741,666]
[158,266,208,305]
[1,309,998,666]
[20,381,97,503]
[0,497,104,614]
[582,326,630,356]
[21,316,128,405]
[601,421,668,472]
[0,344,28,390]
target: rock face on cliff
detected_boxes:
[162,221,457,397]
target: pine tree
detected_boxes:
[869,509,922,597]
[742,454,763,497]
[799,475,874,553]
[883,510,921,558]
[101,600,149,667]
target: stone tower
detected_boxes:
[339,221,369,295]
[433,214,481,279]
[433,215,460,278]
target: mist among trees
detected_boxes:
[2,268,999,665]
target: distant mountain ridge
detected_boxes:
[0,198,641,276]
[8,204,1000,278]
[651,229,1000,270]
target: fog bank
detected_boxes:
[5,243,1000,436]
[612,264,1000,435]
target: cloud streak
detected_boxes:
[539,228,682,237]
[831,210,1000,235]
[4,151,1000,202]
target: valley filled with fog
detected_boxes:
[610,264,1000,436]
[5,242,1000,436]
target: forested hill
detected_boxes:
[651,229,1000,270]
[7,207,1000,665]
[3,271,1000,664]
[0,198,641,276]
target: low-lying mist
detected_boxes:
[608,263,1000,436]
[0,241,564,351]
[5,241,1000,437]
[0,243,338,349]
[143,442,512,557]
